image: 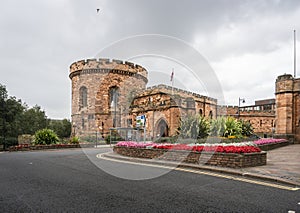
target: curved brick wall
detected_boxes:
[70,58,148,136]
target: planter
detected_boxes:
[9,144,81,151]
[258,142,289,151]
[113,146,266,168]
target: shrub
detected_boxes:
[177,115,210,139]
[210,117,226,137]
[105,130,124,144]
[33,129,59,145]
[224,117,242,138]
[239,120,253,136]
[69,136,79,144]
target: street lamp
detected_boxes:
[238,98,245,118]
[0,91,6,150]
[72,124,77,137]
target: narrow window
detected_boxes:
[209,110,213,119]
[199,109,203,116]
[79,86,88,109]
[109,87,119,108]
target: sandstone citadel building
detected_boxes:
[69,58,300,143]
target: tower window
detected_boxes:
[109,87,119,108]
[199,109,203,116]
[209,110,213,119]
[79,86,88,109]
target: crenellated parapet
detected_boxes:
[275,74,294,94]
[69,58,148,83]
[146,84,217,102]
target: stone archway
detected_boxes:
[156,119,169,137]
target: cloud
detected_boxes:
[0,0,299,118]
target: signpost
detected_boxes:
[136,115,146,142]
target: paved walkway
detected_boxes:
[103,144,300,186]
[243,144,300,185]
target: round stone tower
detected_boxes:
[69,58,148,137]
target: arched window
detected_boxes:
[199,109,203,116]
[209,110,213,119]
[79,86,88,109]
[109,87,119,108]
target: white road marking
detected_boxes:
[97,153,300,191]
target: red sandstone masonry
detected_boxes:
[113,146,266,168]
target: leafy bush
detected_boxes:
[105,131,124,144]
[69,136,79,144]
[239,120,253,136]
[210,117,226,137]
[177,115,210,139]
[33,129,59,145]
[0,136,18,150]
[223,117,242,138]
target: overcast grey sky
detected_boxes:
[0,0,299,119]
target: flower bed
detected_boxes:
[114,141,266,168]
[9,144,80,151]
[254,138,288,151]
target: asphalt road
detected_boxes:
[0,148,299,213]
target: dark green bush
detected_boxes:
[0,137,18,150]
[105,133,124,144]
[33,129,59,145]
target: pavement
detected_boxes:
[102,144,300,187]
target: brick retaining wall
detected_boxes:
[258,142,289,151]
[113,146,266,168]
[9,144,81,151]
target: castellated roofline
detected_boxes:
[70,58,147,73]
[69,58,148,82]
[145,84,217,102]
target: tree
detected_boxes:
[48,119,71,138]
[0,83,51,149]
[21,105,48,135]
[0,84,25,148]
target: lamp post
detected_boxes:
[72,124,77,137]
[0,91,6,150]
[238,98,245,118]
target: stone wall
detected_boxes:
[70,58,148,137]
[130,85,218,138]
[275,74,300,143]
[218,105,275,135]
[113,146,266,168]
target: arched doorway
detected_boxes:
[156,119,169,137]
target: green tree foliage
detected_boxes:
[177,115,253,139]
[33,128,59,145]
[20,105,48,135]
[0,84,25,148]
[48,119,71,138]
[0,83,70,148]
